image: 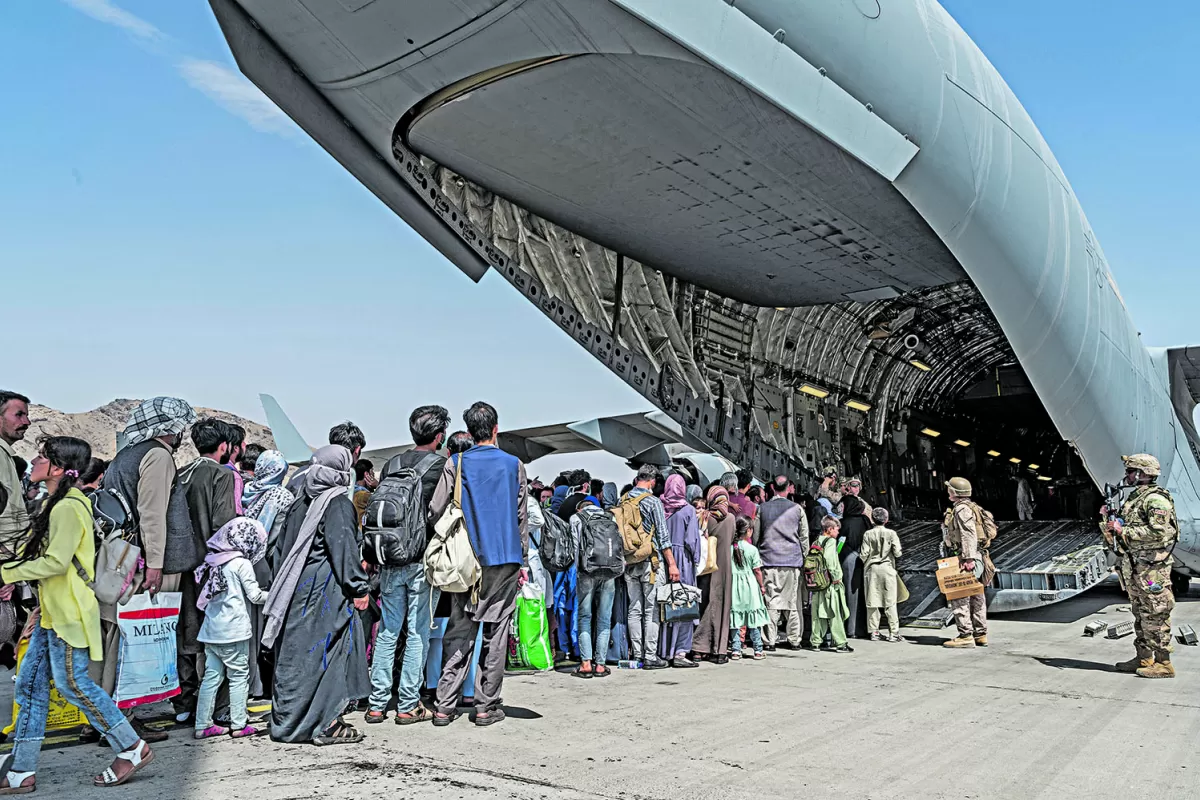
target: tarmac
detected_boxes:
[6,580,1199,800]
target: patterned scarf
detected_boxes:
[706,486,731,522]
[242,450,295,534]
[119,397,196,450]
[194,517,267,611]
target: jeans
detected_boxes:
[577,572,616,663]
[623,567,660,660]
[196,640,250,731]
[369,563,439,713]
[12,626,139,772]
[730,626,763,654]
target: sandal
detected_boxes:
[593,666,611,678]
[94,740,154,787]
[311,720,365,747]
[230,725,266,739]
[729,651,742,660]
[364,710,387,724]
[571,668,594,679]
[0,770,36,795]
[432,712,458,728]
[394,705,433,725]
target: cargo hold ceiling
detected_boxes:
[404,53,964,308]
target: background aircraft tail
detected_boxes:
[259,394,315,464]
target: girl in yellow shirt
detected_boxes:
[0,436,154,792]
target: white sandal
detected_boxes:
[0,769,36,795]
[93,740,154,787]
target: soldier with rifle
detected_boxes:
[1101,454,1180,679]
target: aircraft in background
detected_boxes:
[214,1,1200,610]
[259,394,738,488]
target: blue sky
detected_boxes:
[2,1,1196,481]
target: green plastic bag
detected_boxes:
[511,593,553,671]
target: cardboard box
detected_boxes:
[936,557,985,601]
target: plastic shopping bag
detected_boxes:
[4,635,85,735]
[113,592,181,710]
[509,583,553,671]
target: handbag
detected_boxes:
[66,497,143,607]
[658,582,701,624]
[896,574,910,604]
[424,454,481,594]
[698,535,718,576]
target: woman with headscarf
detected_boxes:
[657,475,702,667]
[240,449,295,697]
[263,445,370,745]
[691,486,736,664]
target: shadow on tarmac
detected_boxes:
[1030,656,1117,673]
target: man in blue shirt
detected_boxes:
[428,402,528,727]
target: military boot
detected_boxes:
[974,634,988,647]
[943,636,976,649]
[1136,660,1175,679]
[1115,649,1155,673]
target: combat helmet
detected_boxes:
[822,465,839,478]
[1122,453,1161,477]
[945,477,972,496]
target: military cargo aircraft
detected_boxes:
[215,1,1198,613]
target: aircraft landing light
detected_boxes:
[953,439,971,447]
[845,399,872,412]
[987,450,1001,457]
[799,383,830,399]
[921,428,941,438]
[909,359,932,372]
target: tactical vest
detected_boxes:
[1118,484,1179,553]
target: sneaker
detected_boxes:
[869,632,884,642]
[671,656,699,668]
[887,634,908,643]
[832,644,854,653]
[642,656,670,670]
[175,711,192,724]
[194,724,231,740]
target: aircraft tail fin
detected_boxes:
[259,394,315,464]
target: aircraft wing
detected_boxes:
[260,395,716,469]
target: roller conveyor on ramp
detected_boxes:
[897,520,1107,627]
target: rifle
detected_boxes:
[1100,482,1130,570]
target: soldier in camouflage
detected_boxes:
[1103,454,1179,679]
[818,465,843,508]
[941,477,988,649]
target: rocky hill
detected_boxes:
[14,400,275,465]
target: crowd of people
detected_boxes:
[0,390,991,791]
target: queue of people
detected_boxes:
[0,389,994,792]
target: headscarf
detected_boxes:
[262,445,352,648]
[662,474,688,518]
[601,482,619,510]
[549,484,569,515]
[686,484,703,504]
[194,517,267,611]
[706,485,731,521]
[242,450,295,534]
[119,397,196,450]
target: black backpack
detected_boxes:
[578,507,625,578]
[362,453,440,567]
[538,512,574,572]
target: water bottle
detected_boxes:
[617,659,642,670]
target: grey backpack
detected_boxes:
[578,508,625,578]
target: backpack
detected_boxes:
[424,455,481,593]
[973,504,999,549]
[362,453,440,567]
[68,494,143,606]
[803,541,832,592]
[612,493,654,565]
[537,512,574,572]
[578,507,625,577]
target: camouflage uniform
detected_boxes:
[943,499,988,643]
[818,466,843,508]
[1112,480,1178,673]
